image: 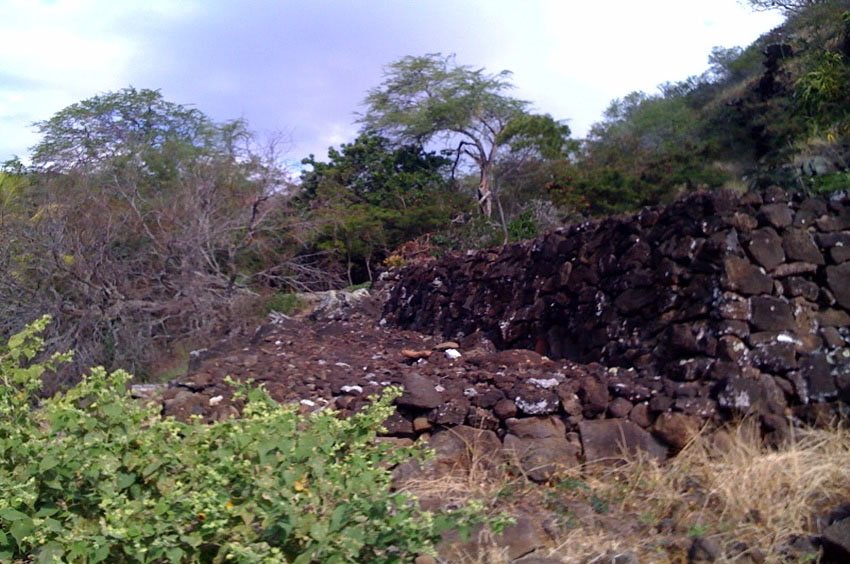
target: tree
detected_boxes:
[1,88,304,379]
[742,0,826,14]
[553,88,729,215]
[299,133,460,283]
[360,53,571,217]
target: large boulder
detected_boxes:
[579,419,668,462]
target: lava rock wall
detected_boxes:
[384,188,850,421]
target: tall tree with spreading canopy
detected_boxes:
[299,132,459,283]
[1,88,309,379]
[360,53,571,217]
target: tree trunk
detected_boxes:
[365,251,373,283]
[478,164,493,217]
[496,195,509,245]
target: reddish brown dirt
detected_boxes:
[158,293,581,425]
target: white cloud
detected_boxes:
[0,0,196,160]
[0,0,786,163]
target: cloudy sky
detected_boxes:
[1,0,783,167]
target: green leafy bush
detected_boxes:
[809,170,850,194]
[507,211,539,242]
[0,317,482,563]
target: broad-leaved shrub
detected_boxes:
[0,316,483,563]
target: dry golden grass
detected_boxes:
[401,421,850,563]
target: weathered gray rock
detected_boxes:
[750,341,797,373]
[428,397,470,426]
[493,515,548,560]
[306,288,371,321]
[428,425,502,473]
[801,353,837,401]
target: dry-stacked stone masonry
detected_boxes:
[384,188,850,440]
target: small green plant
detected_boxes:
[687,523,709,538]
[507,210,539,242]
[809,170,850,194]
[264,291,306,316]
[796,51,850,131]
[590,494,609,515]
[0,317,483,562]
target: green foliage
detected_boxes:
[360,53,572,216]
[361,53,525,146]
[497,114,575,160]
[687,523,709,538]
[31,87,237,182]
[1,319,482,562]
[430,214,504,252]
[2,88,296,377]
[506,210,538,242]
[808,170,850,193]
[264,292,306,316]
[795,50,850,131]
[555,89,729,216]
[300,133,461,283]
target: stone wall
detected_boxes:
[384,188,850,428]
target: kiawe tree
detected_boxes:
[360,53,572,217]
[1,87,300,378]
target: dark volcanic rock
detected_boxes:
[782,228,824,264]
[823,517,850,561]
[506,416,566,439]
[379,189,850,442]
[746,227,785,270]
[653,412,700,450]
[826,263,850,310]
[723,256,773,295]
[429,426,502,473]
[579,419,668,461]
[801,354,837,401]
[758,203,794,229]
[503,434,579,482]
[750,296,795,332]
[397,373,443,409]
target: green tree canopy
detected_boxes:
[30,87,256,190]
[360,53,571,216]
[2,88,296,376]
[299,132,460,283]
